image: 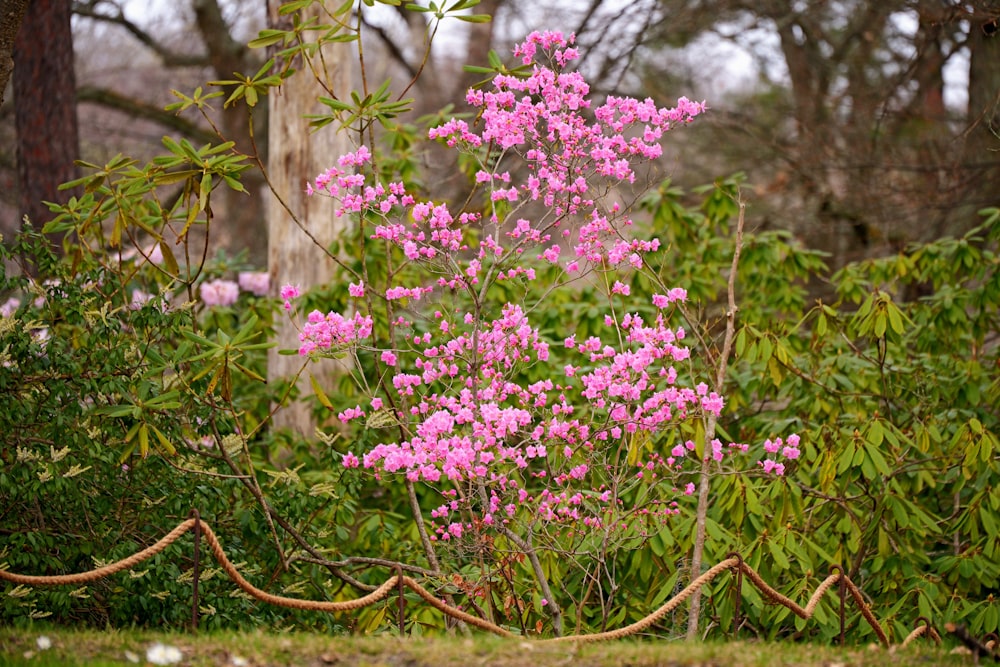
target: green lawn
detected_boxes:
[0,627,978,667]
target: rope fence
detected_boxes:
[0,511,965,650]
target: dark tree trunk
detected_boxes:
[964,6,1000,220]
[12,0,79,241]
[0,0,30,107]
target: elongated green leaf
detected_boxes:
[310,373,334,410]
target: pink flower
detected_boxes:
[280,284,300,310]
[200,279,239,307]
[337,405,365,422]
[147,244,164,265]
[381,350,398,366]
[130,290,153,310]
[348,281,365,298]
[238,271,269,297]
[343,452,360,468]
[0,297,20,317]
[611,281,630,296]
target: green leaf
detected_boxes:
[767,539,790,569]
[199,172,212,211]
[279,0,314,14]
[867,420,884,447]
[310,373,334,410]
[149,424,176,456]
[158,242,179,275]
[874,312,887,338]
[248,29,288,49]
[137,423,150,458]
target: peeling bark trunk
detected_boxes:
[266,0,352,435]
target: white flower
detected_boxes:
[230,655,249,666]
[36,636,51,651]
[124,650,140,663]
[146,643,183,665]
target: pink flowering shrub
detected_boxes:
[283,30,798,613]
[238,271,270,297]
[199,279,240,307]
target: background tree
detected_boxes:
[637,0,1000,268]
[264,0,352,435]
[9,0,79,249]
[0,0,29,106]
[67,0,270,266]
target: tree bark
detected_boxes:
[964,6,1000,218]
[11,0,79,242]
[266,0,353,435]
[0,0,29,107]
[192,0,269,267]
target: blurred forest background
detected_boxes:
[2,0,998,272]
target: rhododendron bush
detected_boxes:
[282,31,798,631]
[6,0,1000,638]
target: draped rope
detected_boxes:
[0,517,948,648]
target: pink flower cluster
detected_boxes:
[199,272,270,307]
[238,271,269,297]
[293,32,797,545]
[758,434,802,475]
[298,309,374,356]
[200,279,239,307]
[307,31,704,297]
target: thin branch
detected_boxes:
[686,193,746,640]
[359,12,419,80]
[76,85,217,144]
[191,0,251,78]
[213,428,375,592]
[72,3,209,68]
[293,555,436,577]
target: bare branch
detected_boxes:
[72,2,209,68]
[76,85,217,144]
[191,0,252,77]
[359,12,419,80]
[294,555,437,577]
[686,194,746,640]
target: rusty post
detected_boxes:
[726,552,744,636]
[190,509,201,633]
[396,565,406,637]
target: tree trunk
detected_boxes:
[0,0,29,107]
[964,7,1000,220]
[11,0,79,243]
[266,0,353,435]
[192,0,269,268]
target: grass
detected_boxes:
[0,627,978,667]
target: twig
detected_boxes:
[686,193,746,640]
